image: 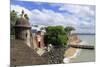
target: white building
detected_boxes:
[31,25,46,35]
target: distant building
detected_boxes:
[31,25,46,35]
[31,25,46,48]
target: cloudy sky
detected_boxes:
[11,0,95,33]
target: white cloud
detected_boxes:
[59,4,95,19]
[51,3,95,17]
[11,4,95,33]
[31,8,85,27]
[59,4,95,26]
[30,9,67,26]
[11,5,32,18]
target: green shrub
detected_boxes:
[44,26,68,47]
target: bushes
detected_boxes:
[57,35,68,46]
[44,26,68,47]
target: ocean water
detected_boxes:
[78,34,95,46]
[70,34,95,63]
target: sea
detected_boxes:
[70,34,95,63]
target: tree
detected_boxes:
[40,27,44,30]
[64,26,75,35]
[10,10,18,25]
[10,10,18,35]
[33,25,38,27]
[64,26,75,43]
[44,26,68,47]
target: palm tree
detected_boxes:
[64,26,75,36]
[64,26,75,45]
[10,10,18,35]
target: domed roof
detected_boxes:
[14,17,31,28]
[14,10,31,28]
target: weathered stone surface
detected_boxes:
[14,17,31,40]
[10,39,48,66]
[11,39,68,66]
[48,47,67,64]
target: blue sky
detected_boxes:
[11,0,95,33]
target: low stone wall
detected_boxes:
[10,39,48,66]
[69,45,94,49]
[48,47,67,64]
[11,39,68,66]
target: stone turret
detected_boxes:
[14,10,31,47]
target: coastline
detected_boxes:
[63,49,81,63]
[63,34,82,63]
